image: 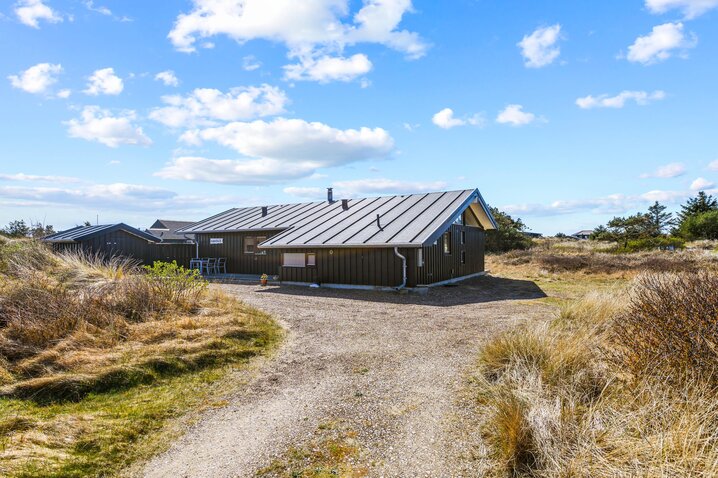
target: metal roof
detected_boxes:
[43,224,161,243]
[147,219,196,242]
[178,189,497,249]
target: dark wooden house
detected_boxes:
[43,223,195,266]
[178,188,497,288]
[146,219,196,244]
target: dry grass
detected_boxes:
[473,273,718,477]
[0,239,282,477]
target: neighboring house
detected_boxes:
[43,224,194,266]
[147,219,195,243]
[177,188,498,289]
[523,232,543,238]
[572,230,593,240]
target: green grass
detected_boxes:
[0,323,282,478]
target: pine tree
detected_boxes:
[646,201,674,236]
[678,192,718,222]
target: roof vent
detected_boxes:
[327,187,334,203]
[341,199,349,210]
[261,206,268,217]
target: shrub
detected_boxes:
[611,271,718,383]
[142,261,207,311]
[679,210,718,240]
[613,236,685,253]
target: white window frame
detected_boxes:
[283,252,306,268]
[307,252,316,267]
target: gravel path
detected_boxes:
[142,275,552,477]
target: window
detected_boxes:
[244,236,267,254]
[453,213,464,225]
[416,249,424,267]
[307,253,316,267]
[461,250,466,264]
[244,236,255,254]
[443,231,452,254]
[461,230,466,245]
[283,252,306,268]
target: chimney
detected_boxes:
[261,206,268,217]
[327,187,334,203]
[341,199,349,210]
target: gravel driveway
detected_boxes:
[142,275,551,477]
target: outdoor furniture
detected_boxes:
[202,257,216,275]
[189,258,204,271]
[215,257,227,274]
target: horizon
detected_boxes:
[1,0,717,235]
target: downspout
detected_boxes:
[393,247,407,290]
[184,234,198,258]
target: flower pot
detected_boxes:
[260,279,268,286]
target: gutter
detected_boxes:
[183,234,198,258]
[393,247,407,290]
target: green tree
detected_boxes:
[485,207,532,253]
[646,201,674,236]
[589,225,609,240]
[2,220,30,238]
[678,192,718,222]
[30,222,55,238]
[604,213,653,248]
[679,210,718,240]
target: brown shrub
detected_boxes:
[611,271,718,383]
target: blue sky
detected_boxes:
[1,0,717,235]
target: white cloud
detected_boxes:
[0,182,238,213]
[625,22,697,65]
[496,104,538,126]
[431,108,483,129]
[8,63,62,94]
[283,178,448,199]
[708,159,718,171]
[284,54,372,83]
[690,177,715,191]
[14,0,62,28]
[0,173,80,182]
[645,0,718,19]
[65,106,152,148]
[168,0,427,82]
[242,55,261,71]
[576,90,666,109]
[84,0,111,15]
[155,70,179,87]
[518,24,562,68]
[640,162,686,178]
[149,84,288,128]
[158,118,394,184]
[56,89,71,98]
[84,67,124,96]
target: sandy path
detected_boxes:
[142,275,551,477]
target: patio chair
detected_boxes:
[215,257,227,274]
[204,257,217,275]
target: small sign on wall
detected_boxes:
[209,238,223,245]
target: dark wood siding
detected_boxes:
[52,231,194,267]
[413,224,485,286]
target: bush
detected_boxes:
[611,271,718,383]
[679,210,718,240]
[142,261,207,311]
[613,236,685,253]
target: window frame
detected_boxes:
[282,252,307,268]
[461,250,466,265]
[460,230,466,245]
[443,231,452,255]
[307,252,316,267]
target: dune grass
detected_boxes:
[0,239,282,477]
[472,269,718,477]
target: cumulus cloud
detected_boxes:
[284,54,372,83]
[496,104,538,126]
[149,85,288,128]
[576,90,666,109]
[645,0,718,19]
[167,0,427,82]
[708,159,718,171]
[157,118,394,184]
[84,67,124,96]
[155,70,179,87]
[431,108,483,129]
[640,162,686,178]
[625,22,697,64]
[14,0,62,28]
[8,63,62,94]
[65,106,152,148]
[518,24,562,68]
[690,177,715,190]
